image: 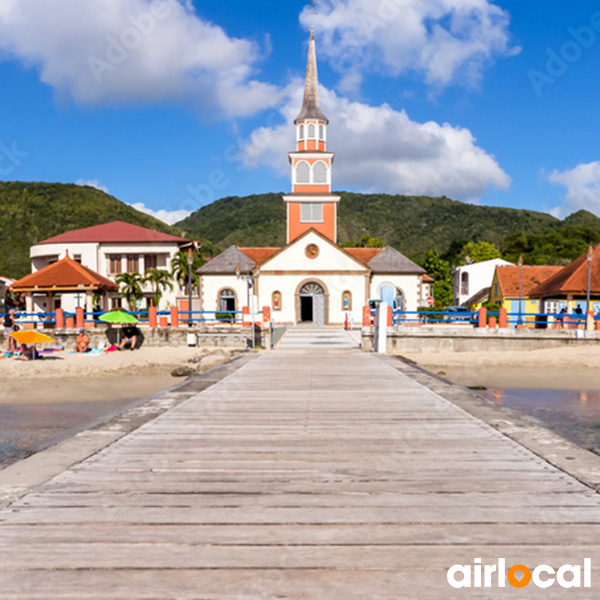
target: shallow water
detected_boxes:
[483,388,600,453]
[0,397,139,468]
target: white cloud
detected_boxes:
[242,82,510,201]
[0,0,281,117]
[301,0,517,91]
[129,201,191,225]
[76,179,109,193]
[548,162,600,217]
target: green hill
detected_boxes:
[177,192,584,263]
[0,182,182,279]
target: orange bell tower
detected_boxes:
[283,27,340,243]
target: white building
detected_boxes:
[453,258,513,307]
[29,221,190,312]
[198,29,430,326]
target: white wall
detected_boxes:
[453,259,513,306]
[370,275,422,313]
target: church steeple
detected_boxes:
[283,27,340,244]
[295,27,328,125]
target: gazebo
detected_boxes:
[11,252,118,317]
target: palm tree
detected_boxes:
[144,268,173,308]
[171,250,204,294]
[115,272,144,311]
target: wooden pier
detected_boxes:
[1,332,600,598]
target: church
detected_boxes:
[199,28,431,327]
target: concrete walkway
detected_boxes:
[1,348,600,598]
[278,325,360,349]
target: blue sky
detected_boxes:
[1,0,600,224]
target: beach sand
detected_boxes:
[401,345,600,390]
[0,346,241,404]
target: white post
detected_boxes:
[375,302,388,354]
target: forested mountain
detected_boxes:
[0,182,182,278]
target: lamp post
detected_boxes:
[517,256,523,327]
[586,245,593,319]
[236,265,256,349]
[186,249,194,327]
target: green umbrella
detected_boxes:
[99,310,139,324]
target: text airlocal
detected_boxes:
[447,558,591,589]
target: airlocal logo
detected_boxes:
[448,558,592,589]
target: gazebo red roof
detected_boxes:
[530,245,600,298]
[345,248,384,264]
[11,253,118,292]
[37,221,188,245]
[239,248,281,265]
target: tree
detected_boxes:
[115,272,144,310]
[458,241,501,265]
[171,250,205,293]
[341,234,383,248]
[144,268,173,308]
[421,249,453,309]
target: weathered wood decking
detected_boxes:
[1,335,600,598]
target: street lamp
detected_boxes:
[186,249,194,327]
[517,256,523,327]
[236,264,256,349]
[586,245,594,319]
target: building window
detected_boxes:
[272,291,282,311]
[313,161,328,184]
[296,161,311,184]
[298,124,304,140]
[493,283,499,297]
[308,123,316,138]
[73,254,82,264]
[319,124,325,140]
[545,301,559,314]
[342,291,352,311]
[109,255,122,275]
[144,254,158,271]
[300,203,323,223]
[461,272,469,296]
[127,254,139,273]
[219,288,236,312]
[394,289,405,310]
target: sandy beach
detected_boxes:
[401,345,600,390]
[0,346,241,404]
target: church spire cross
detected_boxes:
[295,26,328,124]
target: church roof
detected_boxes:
[11,253,118,291]
[366,246,426,274]
[197,245,256,274]
[240,248,280,265]
[295,27,328,125]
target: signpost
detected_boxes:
[426,296,434,307]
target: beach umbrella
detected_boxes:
[9,330,57,345]
[98,310,139,324]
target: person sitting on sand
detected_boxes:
[74,329,90,353]
[119,325,140,351]
[16,343,38,361]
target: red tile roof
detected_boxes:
[239,248,281,265]
[345,248,384,264]
[11,254,118,291]
[423,275,434,283]
[496,265,563,298]
[530,245,600,297]
[37,221,189,245]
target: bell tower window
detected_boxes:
[319,124,325,140]
[300,203,323,223]
[308,124,316,139]
[313,161,328,184]
[296,162,310,184]
[298,124,304,140]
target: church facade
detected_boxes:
[199,29,431,326]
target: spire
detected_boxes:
[295,26,328,124]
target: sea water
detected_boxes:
[483,388,600,453]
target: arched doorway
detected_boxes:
[379,283,395,307]
[299,282,326,326]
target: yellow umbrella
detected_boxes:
[9,330,57,345]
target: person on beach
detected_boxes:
[74,329,90,353]
[119,325,139,351]
[16,343,38,361]
[3,310,17,351]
